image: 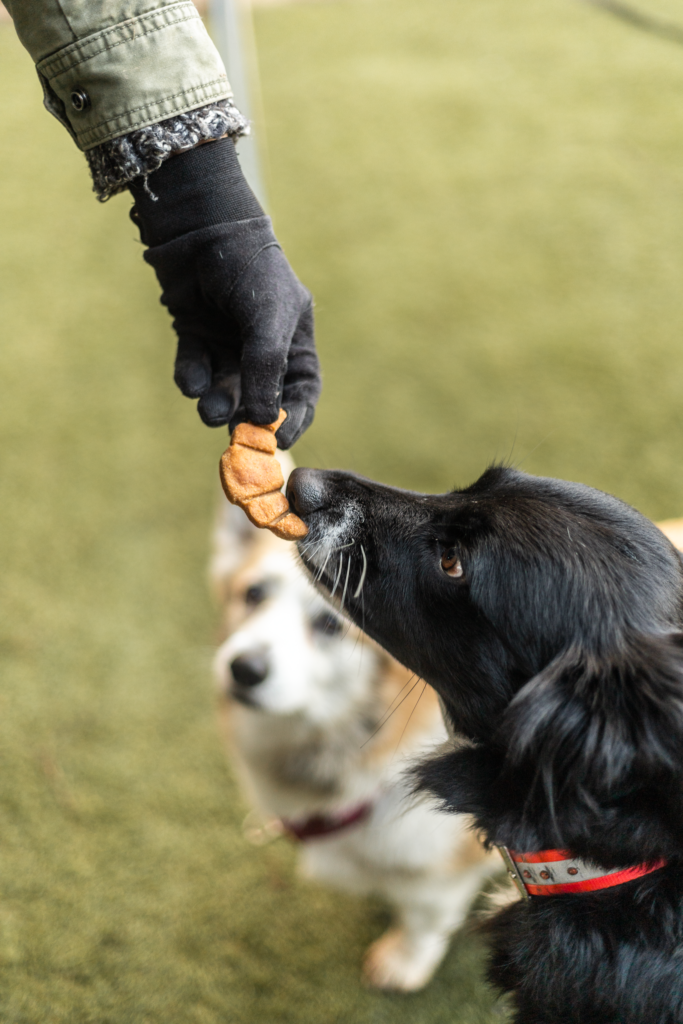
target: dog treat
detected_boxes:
[222,445,284,504]
[219,409,308,540]
[269,513,308,541]
[244,491,290,528]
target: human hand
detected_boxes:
[129,139,321,449]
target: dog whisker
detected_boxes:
[299,538,324,562]
[351,618,365,659]
[315,546,333,583]
[340,556,352,613]
[360,587,366,665]
[390,681,428,763]
[310,543,337,581]
[360,674,421,748]
[353,545,368,600]
[375,673,419,725]
[308,538,356,580]
[330,553,345,599]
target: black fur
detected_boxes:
[288,465,683,1023]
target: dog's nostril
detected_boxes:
[230,650,269,687]
[287,468,329,517]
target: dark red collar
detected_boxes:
[500,846,667,898]
[282,801,374,842]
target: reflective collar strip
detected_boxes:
[500,847,667,896]
[282,801,373,842]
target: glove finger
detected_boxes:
[276,402,315,450]
[281,303,322,408]
[174,335,212,398]
[197,372,241,428]
[240,338,289,426]
[235,249,305,425]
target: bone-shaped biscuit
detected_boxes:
[219,409,308,540]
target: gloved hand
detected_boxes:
[128,138,321,449]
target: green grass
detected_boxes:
[264,0,683,509]
[1,0,683,1018]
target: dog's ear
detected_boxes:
[209,449,296,597]
[209,496,260,596]
[500,633,683,854]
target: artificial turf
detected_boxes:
[1,0,683,1019]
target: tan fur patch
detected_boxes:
[217,530,283,638]
[448,829,495,871]
[477,876,521,920]
[361,653,443,771]
[657,517,683,551]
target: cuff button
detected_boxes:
[70,87,91,112]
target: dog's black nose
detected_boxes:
[287,468,330,517]
[230,650,269,687]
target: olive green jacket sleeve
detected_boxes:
[5,0,232,151]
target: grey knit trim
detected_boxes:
[86,99,249,202]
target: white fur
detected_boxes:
[211,486,501,991]
[298,498,369,620]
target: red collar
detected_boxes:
[282,801,373,842]
[499,847,667,898]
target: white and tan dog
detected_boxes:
[210,460,499,992]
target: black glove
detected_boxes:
[128,138,321,449]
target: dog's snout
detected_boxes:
[230,649,269,688]
[287,468,330,517]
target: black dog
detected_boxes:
[287,464,683,1024]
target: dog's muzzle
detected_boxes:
[286,468,331,518]
[498,846,667,899]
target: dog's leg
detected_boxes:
[362,865,492,992]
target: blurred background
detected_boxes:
[1,0,683,1019]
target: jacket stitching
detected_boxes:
[38,3,198,77]
[76,80,230,142]
[39,8,198,76]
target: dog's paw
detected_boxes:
[362,926,448,992]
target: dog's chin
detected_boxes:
[297,543,361,626]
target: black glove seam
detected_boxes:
[224,240,281,302]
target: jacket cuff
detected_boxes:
[86,99,249,202]
[34,1,231,150]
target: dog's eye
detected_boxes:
[441,548,463,578]
[245,584,267,606]
[312,612,344,636]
